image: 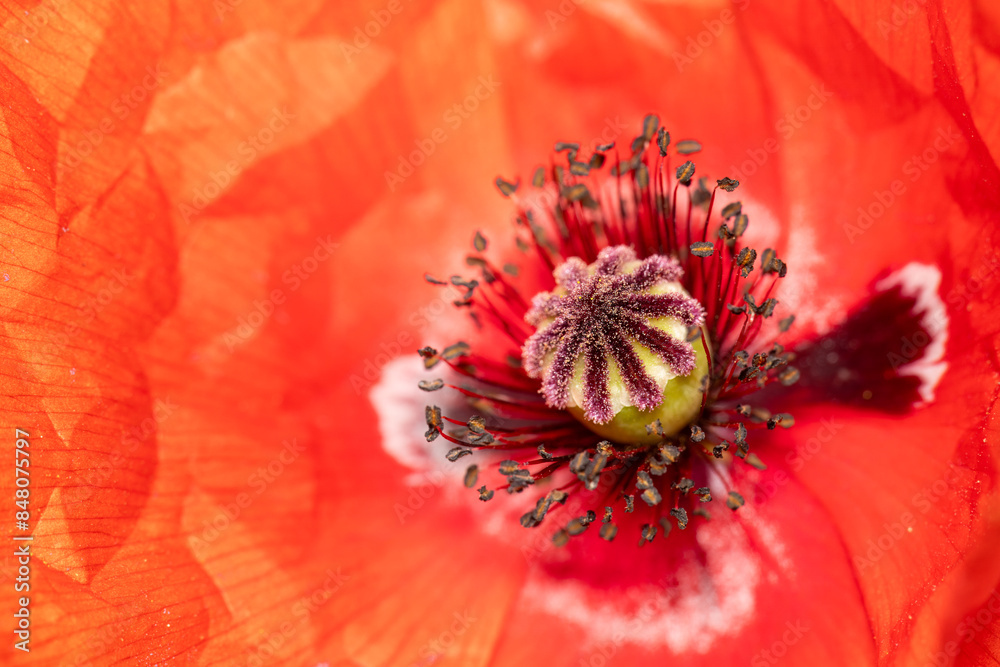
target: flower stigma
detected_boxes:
[523,247,709,444]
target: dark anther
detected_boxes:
[498,460,520,475]
[552,529,569,547]
[636,471,654,490]
[671,478,694,493]
[712,444,725,459]
[446,447,473,462]
[686,326,702,343]
[641,487,662,506]
[736,441,749,459]
[690,425,705,442]
[467,416,486,433]
[774,413,795,428]
[418,379,444,392]
[676,140,702,155]
[779,315,795,332]
[779,367,801,386]
[532,167,545,187]
[555,141,581,154]
[736,404,751,416]
[640,524,658,545]
[441,342,470,360]
[424,405,442,442]
[758,298,778,318]
[736,247,756,276]
[648,458,668,476]
[670,507,689,530]
[692,179,711,207]
[676,160,696,184]
[642,114,659,140]
[580,450,608,490]
[690,241,714,257]
[734,423,747,444]
[635,163,650,189]
[600,523,618,541]
[625,495,635,513]
[603,507,613,523]
[570,160,590,176]
[693,507,711,520]
[696,487,712,502]
[716,177,739,192]
[731,213,749,237]
[646,419,665,436]
[566,515,592,536]
[473,231,487,252]
[478,486,494,502]
[752,352,767,367]
[424,273,448,285]
[721,201,742,218]
[727,303,746,315]
[746,453,768,470]
[596,141,615,151]
[464,465,479,488]
[657,128,670,156]
[495,177,519,197]
[589,153,606,169]
[418,346,439,368]
[569,451,590,475]
[726,491,746,510]
[734,350,749,368]
[660,444,682,463]
[520,511,541,528]
[537,444,553,460]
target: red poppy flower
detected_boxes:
[1,0,999,665]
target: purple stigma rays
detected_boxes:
[522,246,706,424]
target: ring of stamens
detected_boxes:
[417,115,799,546]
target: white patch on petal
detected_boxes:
[370,355,466,486]
[522,519,759,654]
[876,263,949,404]
[780,208,843,335]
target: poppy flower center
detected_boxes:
[415,115,802,546]
[523,246,709,443]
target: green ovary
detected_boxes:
[569,336,709,446]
